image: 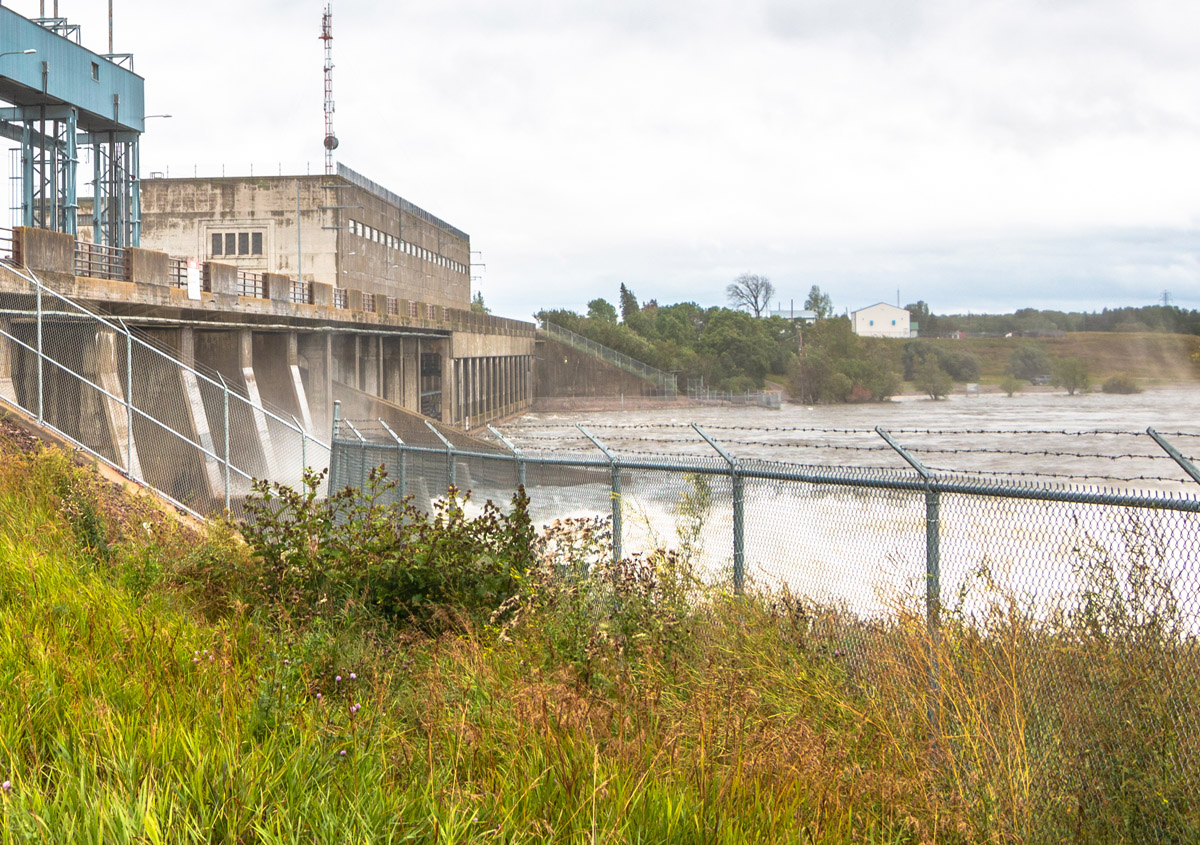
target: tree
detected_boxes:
[726,273,775,318]
[470,291,490,315]
[1053,357,1090,395]
[999,374,1023,397]
[915,357,953,400]
[1010,344,1049,380]
[804,285,833,319]
[587,298,618,324]
[618,284,639,323]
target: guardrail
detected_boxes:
[333,288,348,309]
[289,280,313,305]
[236,270,264,299]
[0,227,13,264]
[75,241,129,281]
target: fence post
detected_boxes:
[378,418,407,499]
[219,373,231,513]
[488,424,526,489]
[1147,427,1200,486]
[329,400,341,491]
[344,420,368,490]
[693,424,745,594]
[424,420,457,491]
[577,425,622,562]
[876,426,941,733]
[35,277,43,423]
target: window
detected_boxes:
[891,319,896,325]
[211,231,264,257]
[869,319,875,326]
[91,62,99,81]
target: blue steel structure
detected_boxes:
[0,6,145,246]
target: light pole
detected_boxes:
[0,49,37,59]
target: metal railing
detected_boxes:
[333,288,348,309]
[290,280,313,305]
[75,241,129,281]
[541,321,678,396]
[0,263,330,519]
[168,257,187,289]
[237,270,264,299]
[686,384,782,409]
[362,293,376,313]
[386,296,399,316]
[0,227,13,264]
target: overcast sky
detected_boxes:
[5,0,1200,320]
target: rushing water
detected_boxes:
[471,388,1200,624]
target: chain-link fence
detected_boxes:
[331,413,1200,785]
[0,262,329,518]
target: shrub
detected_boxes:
[1052,356,1090,395]
[998,374,1023,396]
[239,468,535,631]
[916,357,953,399]
[1102,373,1141,394]
[1010,344,1049,380]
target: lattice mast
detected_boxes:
[320,3,338,174]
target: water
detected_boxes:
[473,388,1200,625]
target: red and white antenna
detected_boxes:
[320,3,338,175]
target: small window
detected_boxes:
[891,319,896,325]
[869,319,874,326]
[225,233,236,255]
[252,232,263,255]
[238,232,250,255]
[211,233,222,255]
[91,62,99,81]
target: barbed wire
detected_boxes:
[511,422,1189,437]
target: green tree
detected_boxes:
[999,374,1023,397]
[1053,357,1090,395]
[916,357,953,400]
[619,284,639,323]
[804,285,834,319]
[587,298,618,324]
[470,291,490,315]
[1010,344,1049,380]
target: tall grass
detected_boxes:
[0,433,1194,841]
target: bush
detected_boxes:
[240,468,535,631]
[916,357,953,399]
[1102,373,1141,394]
[999,374,1023,396]
[1010,344,1049,380]
[1052,356,1090,395]
[935,349,980,381]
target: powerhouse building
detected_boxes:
[139,163,471,309]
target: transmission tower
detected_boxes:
[320,3,338,175]
[1162,290,1172,308]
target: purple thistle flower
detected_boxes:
[1,781,10,793]
[315,693,322,700]
[339,750,346,757]
[349,673,356,680]
[335,675,342,683]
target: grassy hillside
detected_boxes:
[909,332,1200,384]
[0,413,1194,842]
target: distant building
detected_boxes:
[851,302,912,338]
[766,307,817,324]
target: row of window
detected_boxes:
[211,231,264,257]
[349,220,467,274]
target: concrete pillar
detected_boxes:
[361,334,379,396]
[0,317,14,403]
[382,336,402,405]
[401,338,419,410]
[178,327,223,498]
[286,333,315,434]
[79,328,142,477]
[440,344,456,425]
[471,357,480,424]
[239,329,278,473]
[354,336,364,391]
[298,332,333,436]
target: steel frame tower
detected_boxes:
[320,3,337,175]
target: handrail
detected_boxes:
[540,321,677,395]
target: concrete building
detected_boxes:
[138,163,470,309]
[851,302,912,338]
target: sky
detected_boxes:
[4,0,1200,322]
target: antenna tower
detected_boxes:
[320,3,338,174]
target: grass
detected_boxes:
[0,424,1195,842]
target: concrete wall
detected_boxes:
[536,337,667,399]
